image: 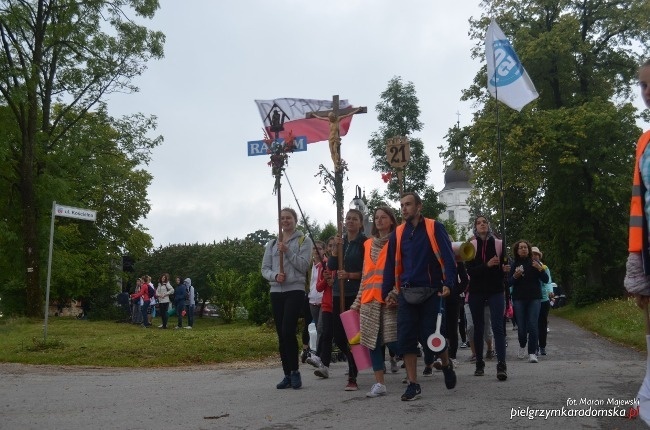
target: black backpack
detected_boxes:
[148,284,156,300]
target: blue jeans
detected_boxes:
[513,299,541,354]
[175,301,185,327]
[141,300,150,326]
[468,292,506,362]
[370,337,398,372]
[186,305,195,327]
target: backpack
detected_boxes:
[148,284,156,300]
[185,285,191,301]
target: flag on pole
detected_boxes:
[254,98,356,143]
[485,19,538,111]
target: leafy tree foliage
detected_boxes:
[208,269,245,324]
[367,77,432,201]
[245,229,275,247]
[441,0,650,304]
[0,0,164,316]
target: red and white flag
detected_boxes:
[254,98,355,144]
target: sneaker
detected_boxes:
[276,375,292,389]
[402,375,408,384]
[157,324,163,328]
[496,361,508,381]
[460,341,468,349]
[184,326,192,329]
[306,355,322,368]
[517,347,526,359]
[485,350,495,360]
[314,365,329,379]
[345,378,358,391]
[474,360,485,376]
[290,370,302,389]
[468,354,477,362]
[432,358,443,370]
[174,326,181,329]
[529,354,538,363]
[390,357,399,373]
[451,358,459,368]
[540,347,546,356]
[300,348,310,363]
[423,366,433,377]
[366,382,387,398]
[401,382,422,401]
[442,361,457,389]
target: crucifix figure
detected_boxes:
[307,95,366,309]
[307,96,367,169]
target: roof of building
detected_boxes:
[441,165,471,191]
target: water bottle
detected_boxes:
[308,322,317,351]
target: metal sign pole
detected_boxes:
[44,201,56,343]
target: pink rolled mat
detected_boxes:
[340,309,372,371]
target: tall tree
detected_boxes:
[441,0,650,304]
[0,0,164,316]
[368,77,436,203]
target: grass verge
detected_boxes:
[552,296,646,351]
[0,317,278,367]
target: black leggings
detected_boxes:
[158,302,170,328]
[271,290,304,376]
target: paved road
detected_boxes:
[1,314,648,430]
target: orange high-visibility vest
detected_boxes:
[394,218,445,291]
[629,130,650,252]
[360,238,387,304]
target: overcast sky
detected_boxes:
[106,0,647,248]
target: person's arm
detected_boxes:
[261,240,277,281]
[434,221,457,291]
[382,233,397,300]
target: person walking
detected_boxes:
[532,247,553,356]
[173,277,188,329]
[262,208,313,390]
[509,240,549,364]
[350,206,398,398]
[185,278,195,329]
[466,215,509,380]
[382,192,458,401]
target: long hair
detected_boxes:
[371,206,397,237]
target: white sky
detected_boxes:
[106,0,647,248]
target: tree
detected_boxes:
[0,0,164,316]
[367,77,433,202]
[245,229,275,247]
[441,0,650,304]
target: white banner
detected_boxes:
[54,204,97,222]
[485,19,539,111]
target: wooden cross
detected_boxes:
[306,95,366,309]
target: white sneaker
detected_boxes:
[529,354,538,363]
[366,382,387,398]
[390,357,399,373]
[517,347,526,359]
[314,365,329,378]
[184,326,192,329]
[157,324,163,328]
[306,355,322,368]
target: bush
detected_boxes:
[242,272,271,325]
[208,269,244,323]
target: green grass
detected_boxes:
[0,316,279,367]
[1,297,647,366]
[552,296,647,351]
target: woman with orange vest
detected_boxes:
[625,59,650,427]
[350,206,399,398]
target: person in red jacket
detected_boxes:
[130,275,153,327]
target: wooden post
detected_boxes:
[307,95,366,311]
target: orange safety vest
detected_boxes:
[629,130,650,252]
[360,238,387,304]
[394,218,446,291]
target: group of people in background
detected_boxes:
[262,193,557,402]
[129,274,195,329]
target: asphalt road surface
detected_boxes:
[1,314,648,430]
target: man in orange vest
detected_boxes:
[382,192,458,401]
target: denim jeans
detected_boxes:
[141,300,150,326]
[186,305,195,327]
[468,292,506,363]
[513,299,541,354]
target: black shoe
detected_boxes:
[276,375,292,389]
[485,350,495,360]
[442,361,457,389]
[401,382,422,401]
[290,370,302,389]
[300,349,310,363]
[474,360,485,376]
[497,361,508,381]
[423,366,433,377]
